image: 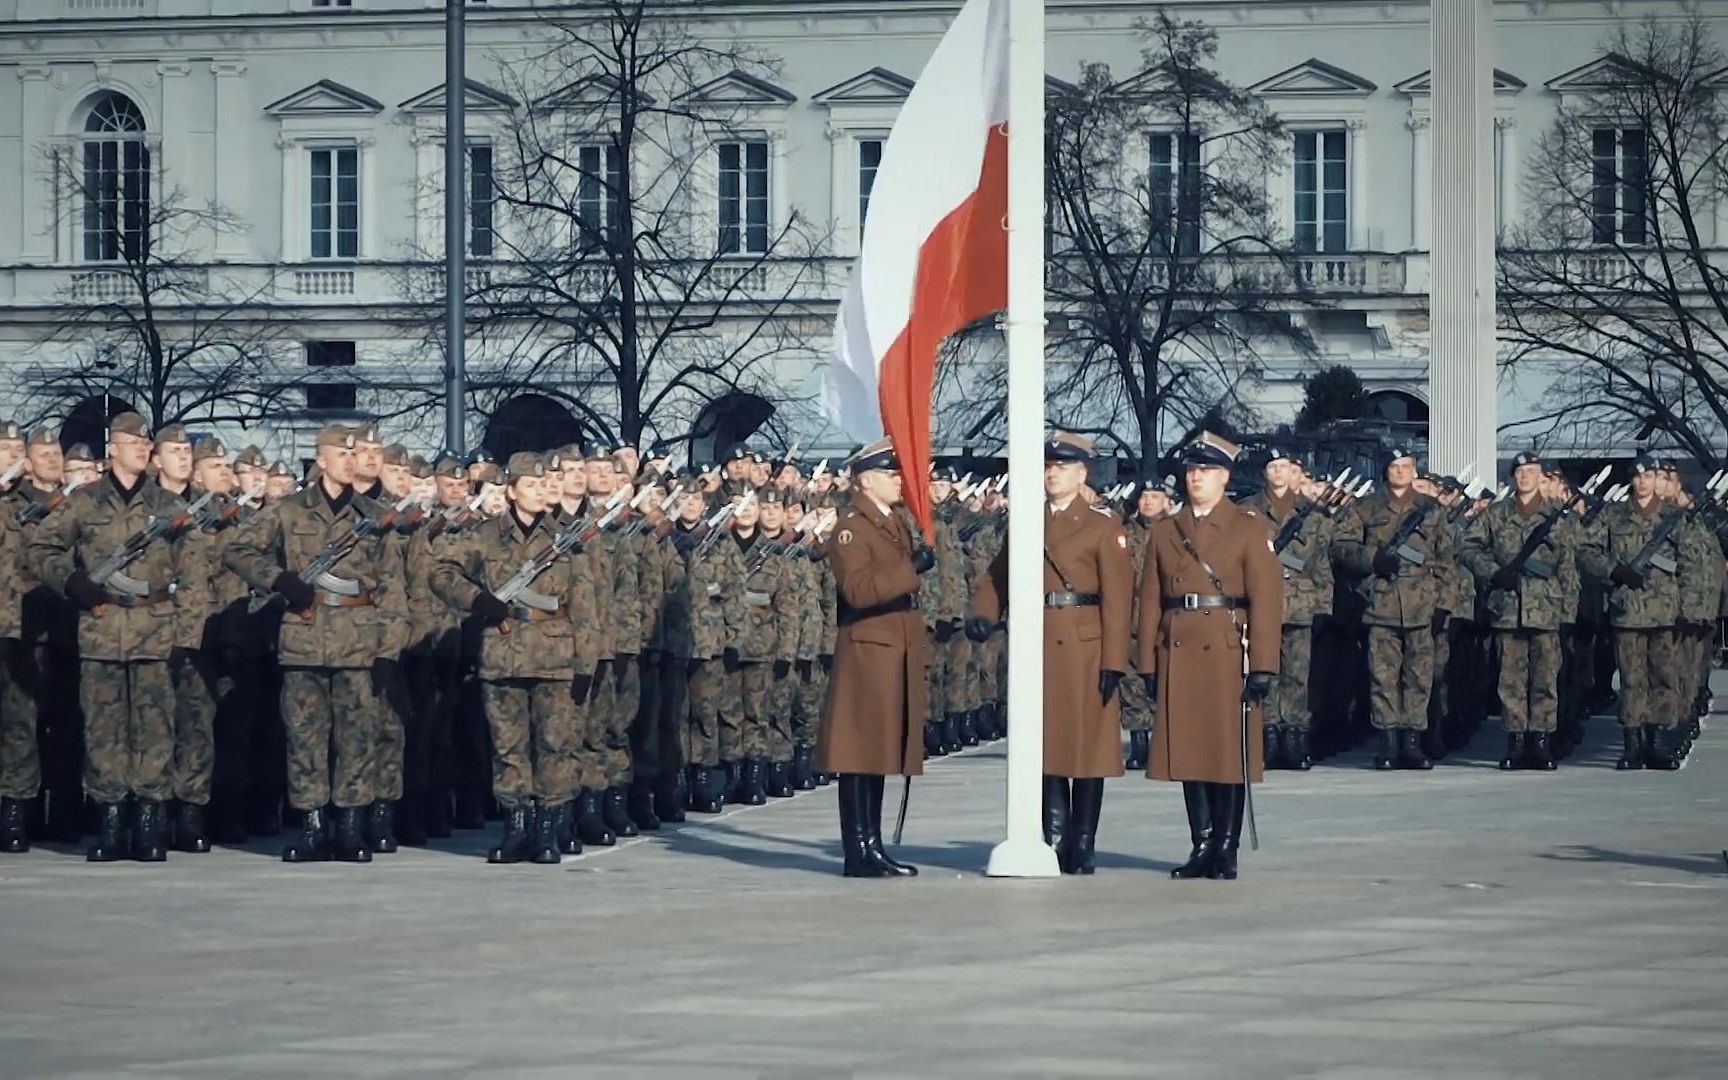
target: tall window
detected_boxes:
[469,143,495,258]
[81,93,150,263]
[1592,127,1648,245]
[575,143,622,253]
[1150,131,1202,256]
[1293,129,1348,253]
[308,146,359,259]
[717,139,769,255]
[858,138,883,230]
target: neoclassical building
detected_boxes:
[0,0,1720,466]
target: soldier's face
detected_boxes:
[677,491,705,523]
[267,474,295,499]
[26,444,63,486]
[481,484,507,516]
[616,449,640,477]
[436,475,469,506]
[1043,460,1085,500]
[585,461,614,495]
[1184,464,1228,505]
[1386,459,1416,492]
[748,462,771,486]
[0,439,22,472]
[813,474,833,494]
[354,442,383,481]
[510,475,549,515]
[1632,471,1656,501]
[734,499,760,530]
[760,502,785,532]
[381,463,412,498]
[858,468,903,506]
[726,458,748,480]
[1512,465,1540,497]
[110,432,152,476]
[317,445,357,487]
[1658,470,1678,498]
[777,465,801,489]
[195,458,236,495]
[931,480,953,504]
[152,440,193,484]
[1137,490,1165,518]
[235,464,262,492]
[786,503,805,528]
[561,464,586,498]
[413,477,437,504]
[66,462,97,487]
[1264,460,1291,492]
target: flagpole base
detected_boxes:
[985,836,1062,878]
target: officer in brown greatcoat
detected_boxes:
[967,432,1132,875]
[1135,433,1282,882]
[814,437,933,879]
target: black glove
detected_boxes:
[910,546,937,575]
[1610,563,1646,590]
[933,619,959,644]
[1371,548,1401,578]
[670,530,699,555]
[722,646,741,670]
[1489,566,1520,592]
[372,657,397,683]
[570,673,594,703]
[272,571,316,611]
[65,570,113,612]
[169,646,196,674]
[1098,669,1122,705]
[819,654,833,675]
[772,658,791,680]
[1142,673,1158,700]
[964,616,993,643]
[471,591,510,627]
[1242,671,1274,704]
[796,658,814,679]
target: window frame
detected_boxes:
[716,137,772,257]
[306,143,361,261]
[1291,127,1350,255]
[1590,125,1650,248]
[1147,129,1204,257]
[73,92,154,265]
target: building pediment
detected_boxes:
[813,68,914,105]
[398,79,518,114]
[1046,74,1081,101]
[1394,68,1526,95]
[1250,59,1376,97]
[533,73,656,111]
[1544,54,1658,92]
[677,70,797,107]
[264,79,384,118]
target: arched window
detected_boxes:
[80,92,150,263]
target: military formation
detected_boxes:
[0,413,1722,883]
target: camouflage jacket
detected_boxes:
[1122,513,1156,668]
[428,509,602,681]
[717,530,797,663]
[1330,490,1457,628]
[810,540,838,656]
[223,484,411,668]
[1241,491,1334,626]
[1676,515,1726,626]
[682,529,734,661]
[0,491,24,640]
[658,522,702,660]
[1578,499,1682,629]
[595,519,643,660]
[628,524,672,653]
[1458,497,1581,631]
[6,484,79,650]
[174,493,256,654]
[29,475,201,662]
[928,503,970,625]
[769,530,823,662]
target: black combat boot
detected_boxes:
[1644,726,1680,771]
[838,775,886,878]
[941,715,963,754]
[333,806,373,863]
[87,802,129,862]
[738,759,767,806]
[1397,729,1432,770]
[971,707,996,743]
[368,800,398,854]
[1373,730,1398,771]
[1498,733,1524,771]
[792,745,817,791]
[488,803,531,865]
[132,798,168,862]
[1041,774,1070,865]
[687,766,723,815]
[1124,729,1149,771]
[655,771,688,823]
[531,802,563,865]
[1264,726,1284,770]
[602,786,638,837]
[1528,732,1556,771]
[863,774,917,876]
[575,789,616,846]
[923,723,946,759]
[626,779,661,832]
[171,801,210,853]
[765,760,795,799]
[1206,784,1245,880]
[956,711,979,747]
[1170,782,1213,880]
[1615,726,1644,770]
[281,807,331,863]
[0,797,29,853]
[555,800,582,855]
[1067,778,1103,876]
[395,791,428,847]
[1289,729,1313,771]
[423,786,453,839]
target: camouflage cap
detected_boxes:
[268,460,295,478]
[192,438,229,464]
[234,444,268,469]
[0,421,22,442]
[381,443,410,467]
[727,445,752,462]
[473,462,504,486]
[467,449,495,467]
[65,442,94,463]
[27,426,59,448]
[585,448,613,464]
[1630,452,1660,475]
[555,444,584,464]
[433,455,467,480]
[109,412,151,440]
[154,423,191,448]
[757,486,785,506]
[315,424,356,450]
[352,423,383,446]
[506,452,547,481]
[408,454,430,478]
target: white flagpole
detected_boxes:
[987,0,1059,878]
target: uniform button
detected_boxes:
[1202,644,1211,651]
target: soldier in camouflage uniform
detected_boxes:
[1118,478,1170,770]
[783,490,834,788]
[626,468,685,828]
[715,488,798,803]
[1579,453,1686,771]
[667,481,731,813]
[30,413,202,862]
[1460,452,1582,771]
[965,490,1007,738]
[548,450,614,846]
[431,453,601,864]
[0,428,33,852]
[1330,447,1455,771]
[1667,464,1725,758]
[583,451,643,838]
[927,468,974,752]
[224,424,412,862]
[1241,449,1333,770]
[753,489,807,797]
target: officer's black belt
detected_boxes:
[838,592,920,626]
[1162,593,1246,611]
[1044,592,1100,608]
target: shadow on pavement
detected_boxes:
[1539,844,1728,877]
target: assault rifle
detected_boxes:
[0,460,24,491]
[489,492,634,630]
[746,507,837,573]
[1272,468,1354,573]
[250,494,416,616]
[87,490,217,607]
[191,484,265,531]
[427,492,487,538]
[1608,472,1728,612]
[14,476,93,526]
[689,491,754,562]
[623,489,680,539]
[1484,468,1610,617]
[1376,494,1437,575]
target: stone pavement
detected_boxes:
[3,687,1726,1079]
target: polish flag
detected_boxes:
[822,0,1010,538]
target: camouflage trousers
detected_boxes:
[765,662,798,760]
[1266,625,1315,731]
[1614,628,1680,730]
[170,650,228,806]
[1120,657,1153,734]
[926,626,968,724]
[0,640,40,800]
[1494,630,1561,734]
[589,656,639,787]
[370,657,410,803]
[481,678,580,807]
[280,666,387,811]
[968,631,1002,711]
[1675,624,1714,711]
[81,659,174,804]
[684,658,722,768]
[794,657,829,747]
[719,658,771,761]
[630,651,685,780]
[1366,625,1433,731]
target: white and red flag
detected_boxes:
[822,0,1010,538]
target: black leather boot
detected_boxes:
[1373,730,1398,770]
[941,715,963,754]
[333,806,373,863]
[838,775,885,878]
[1645,726,1680,771]
[531,801,563,865]
[1289,728,1313,771]
[0,797,29,853]
[772,760,799,798]
[1498,733,1524,771]
[627,779,661,831]
[488,803,531,864]
[686,766,723,814]
[1528,732,1556,771]
[1067,778,1103,876]
[368,799,398,854]
[971,707,997,742]
[601,786,637,837]
[1170,782,1213,879]
[792,745,817,791]
[864,774,916,877]
[575,789,616,846]
[956,711,979,747]
[281,807,331,862]
[1041,774,1069,866]
[87,801,129,862]
[923,723,945,759]
[1124,729,1149,771]
[655,771,688,823]
[1397,729,1432,770]
[132,798,168,862]
[395,791,429,847]
[1206,784,1244,881]
[1263,725,1284,770]
[1616,726,1644,770]
[423,786,453,839]
[172,801,210,853]
[738,759,767,806]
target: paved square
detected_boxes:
[3,681,1726,1078]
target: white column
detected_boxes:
[211,61,250,259]
[1428,0,1497,476]
[1495,114,1517,238]
[410,128,438,255]
[823,123,851,253]
[1347,118,1368,250]
[770,131,790,248]
[359,134,377,260]
[1408,112,1431,251]
[278,135,298,262]
[18,65,54,262]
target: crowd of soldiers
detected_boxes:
[0,411,1721,874]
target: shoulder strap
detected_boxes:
[1170,512,1227,594]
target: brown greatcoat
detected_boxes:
[1134,498,1283,783]
[815,492,928,777]
[971,498,1133,778]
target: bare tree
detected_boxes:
[1499,16,1728,467]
